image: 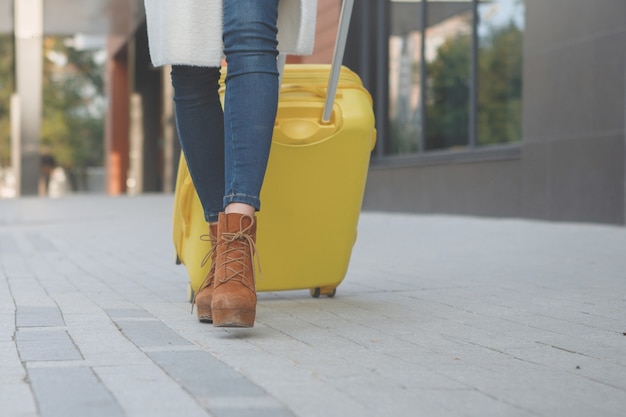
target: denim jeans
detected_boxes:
[171,0,279,223]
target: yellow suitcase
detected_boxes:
[173,1,374,298]
[173,63,375,299]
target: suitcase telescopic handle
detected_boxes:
[322,0,355,123]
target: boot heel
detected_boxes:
[194,223,218,324]
[212,309,256,328]
[196,304,213,323]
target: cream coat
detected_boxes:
[144,0,317,67]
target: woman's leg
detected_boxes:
[222,0,280,214]
[171,65,225,224]
[212,0,280,328]
[171,66,225,323]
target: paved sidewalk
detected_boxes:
[1,194,625,417]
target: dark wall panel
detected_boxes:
[522,0,626,224]
[363,159,523,218]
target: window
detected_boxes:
[389,0,423,155]
[424,0,473,150]
[387,0,524,156]
[478,0,524,145]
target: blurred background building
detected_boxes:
[1,0,625,225]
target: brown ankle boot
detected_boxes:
[211,212,258,327]
[194,223,218,323]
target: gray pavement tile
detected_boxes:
[94,364,212,417]
[147,350,268,397]
[0,382,38,416]
[0,313,16,342]
[148,350,295,417]
[242,376,376,417]
[1,257,32,277]
[205,398,294,417]
[0,232,20,253]
[7,275,57,309]
[62,326,152,367]
[16,306,65,328]
[105,308,154,319]
[16,329,82,362]
[24,233,57,253]
[185,330,394,417]
[115,319,192,348]
[0,340,25,373]
[28,367,125,417]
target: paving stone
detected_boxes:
[7,276,57,308]
[0,340,25,370]
[201,403,294,417]
[105,308,154,319]
[148,350,268,398]
[0,382,38,416]
[148,350,293,417]
[0,232,20,254]
[114,319,192,349]
[16,329,82,362]
[16,307,65,328]
[28,367,125,417]
[0,312,16,342]
[94,364,212,417]
[24,233,57,253]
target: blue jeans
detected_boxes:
[171,0,279,223]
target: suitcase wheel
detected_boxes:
[310,287,337,298]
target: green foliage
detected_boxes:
[424,21,524,150]
[425,34,471,150]
[478,22,523,145]
[0,36,105,173]
[409,16,523,151]
[0,35,14,166]
[42,37,105,171]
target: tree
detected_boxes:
[425,34,471,150]
[0,35,14,167]
[478,22,523,145]
[41,37,105,187]
[424,20,523,149]
[0,35,105,187]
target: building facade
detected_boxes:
[346,0,625,225]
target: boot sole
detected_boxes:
[196,305,212,324]
[197,316,213,324]
[212,309,255,328]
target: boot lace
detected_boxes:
[218,218,262,286]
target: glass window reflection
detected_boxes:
[424,1,473,150]
[0,34,13,168]
[387,0,525,156]
[389,1,423,155]
[478,0,525,145]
